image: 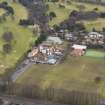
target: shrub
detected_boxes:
[49,11,56,19]
[94,76,101,84]
[2,31,14,42]
[3,43,12,54]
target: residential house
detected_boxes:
[71,44,87,56]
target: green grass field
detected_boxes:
[85,49,105,58]
[48,1,105,31]
[0,1,36,74]
[16,56,105,96]
[0,8,5,16]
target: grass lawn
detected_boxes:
[48,1,105,31]
[16,56,105,96]
[85,49,105,58]
[0,1,36,74]
[0,8,5,16]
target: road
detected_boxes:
[0,94,58,105]
[11,60,33,82]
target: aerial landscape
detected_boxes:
[0,0,105,105]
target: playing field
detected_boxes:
[85,49,105,58]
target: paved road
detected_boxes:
[11,60,33,82]
[0,94,58,105]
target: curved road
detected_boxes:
[11,61,33,82]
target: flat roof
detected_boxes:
[72,44,87,50]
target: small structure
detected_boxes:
[47,59,57,64]
[46,36,63,44]
[71,44,87,56]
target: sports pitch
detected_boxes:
[85,49,105,58]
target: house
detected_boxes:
[88,32,103,39]
[71,44,87,56]
[65,33,73,40]
[46,36,63,44]
[28,48,38,58]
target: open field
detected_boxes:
[16,55,105,96]
[0,1,35,74]
[85,49,105,58]
[48,1,105,31]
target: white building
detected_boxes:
[46,36,63,44]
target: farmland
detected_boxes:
[0,1,35,74]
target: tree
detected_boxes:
[49,11,56,18]
[2,31,14,42]
[35,33,48,46]
[1,1,8,5]
[102,27,105,32]
[3,43,12,53]
[19,19,34,26]
[93,8,98,11]
[92,27,96,32]
[51,0,59,3]
[53,24,60,31]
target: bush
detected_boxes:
[3,43,12,54]
[35,33,48,46]
[94,76,101,84]
[49,11,56,20]
[70,10,99,20]
[100,12,105,18]
[51,0,59,3]
[1,1,8,6]
[0,2,14,15]
[2,31,14,42]
[19,19,34,26]
[93,8,98,11]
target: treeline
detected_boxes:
[75,0,105,5]
[0,1,14,15]
[52,9,105,32]
[4,83,103,105]
[18,0,49,31]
